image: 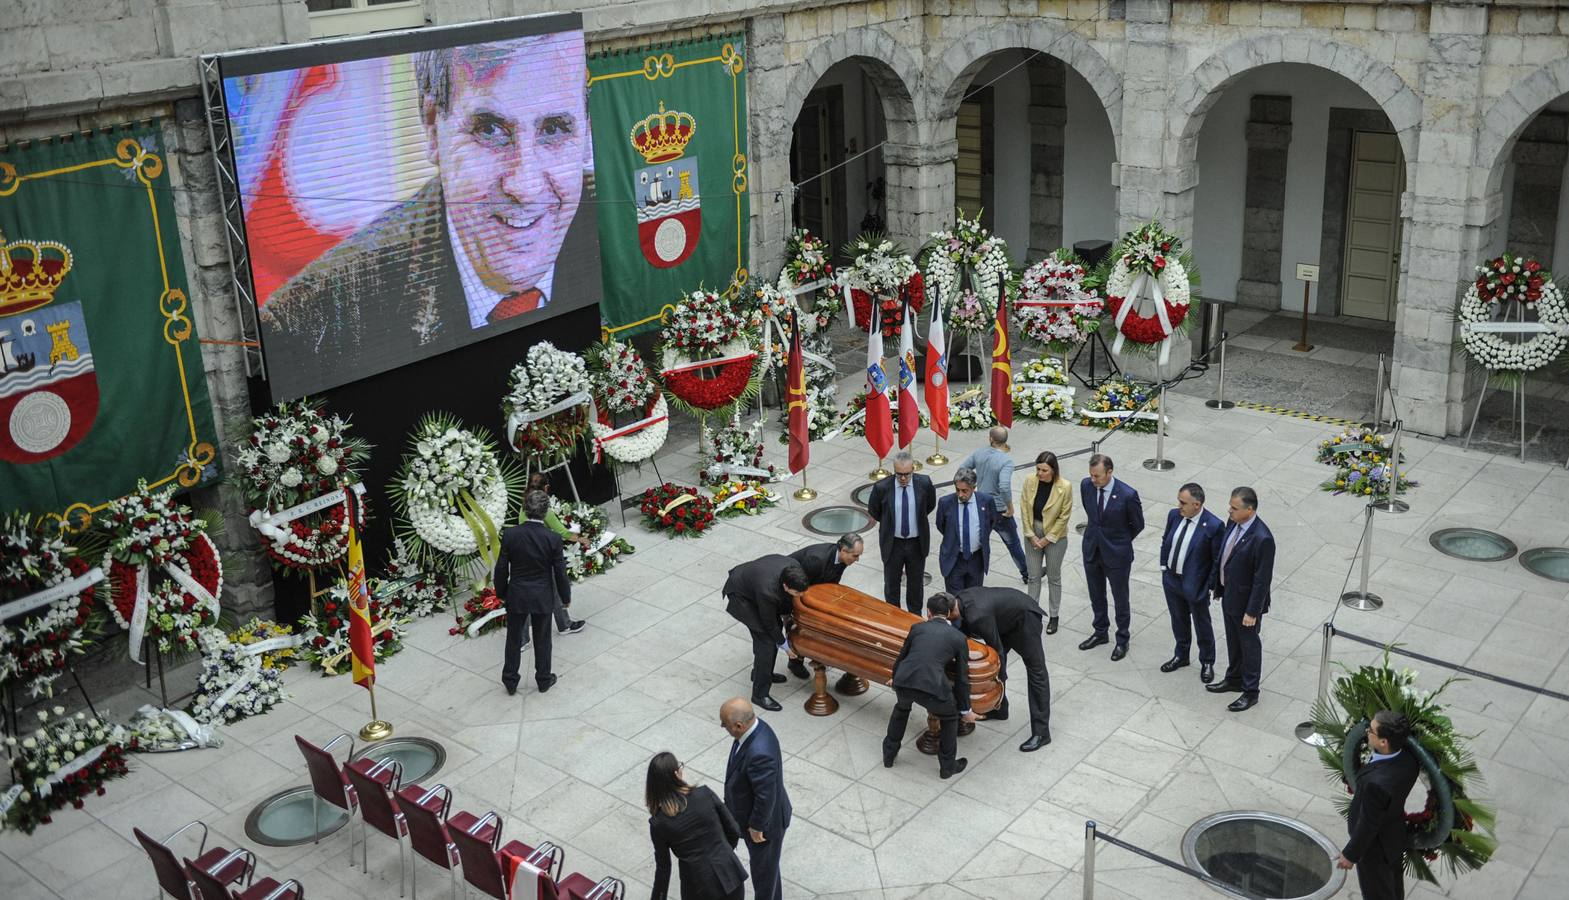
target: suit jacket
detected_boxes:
[1343,749,1420,866]
[722,555,798,645]
[891,618,972,710]
[1019,476,1074,542]
[650,784,747,900]
[493,520,570,615]
[789,542,846,585]
[956,586,1045,656]
[866,473,937,559]
[935,492,997,578]
[1213,517,1275,617]
[1158,508,1225,603]
[1080,477,1145,568]
[724,719,792,836]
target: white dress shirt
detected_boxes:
[449,214,554,329]
[1167,511,1202,575]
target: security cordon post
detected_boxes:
[1143,381,1175,471]
[1340,502,1383,611]
[1374,419,1408,514]
[1083,820,1097,900]
[1366,352,1386,431]
[1205,331,1235,410]
[1295,620,1335,746]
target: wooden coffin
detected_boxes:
[788,583,1003,715]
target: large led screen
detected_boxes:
[218,14,601,400]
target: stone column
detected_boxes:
[883,129,958,256]
[1505,112,1568,268]
[1234,96,1292,310]
[746,13,792,280]
[1028,56,1067,258]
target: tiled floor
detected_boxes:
[4,383,1568,900]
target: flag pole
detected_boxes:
[927,433,948,466]
[794,467,817,501]
[360,684,393,741]
[869,457,890,480]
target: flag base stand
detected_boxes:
[358,684,394,741]
[793,470,818,502]
[868,467,890,480]
[926,451,948,465]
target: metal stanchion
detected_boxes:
[1373,420,1408,513]
[1340,503,1383,610]
[1083,821,1097,900]
[1294,621,1335,746]
[1205,331,1235,410]
[1364,352,1386,431]
[1143,382,1175,471]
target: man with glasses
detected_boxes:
[1337,710,1420,899]
[866,450,937,614]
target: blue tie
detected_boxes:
[902,485,913,538]
[961,501,970,556]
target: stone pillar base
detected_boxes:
[1234,279,1283,310]
[1111,336,1193,384]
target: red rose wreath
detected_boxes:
[0,515,101,698]
[100,481,223,657]
[658,289,759,418]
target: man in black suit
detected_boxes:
[789,533,864,586]
[935,468,998,593]
[956,586,1052,752]
[1079,454,1145,660]
[1207,486,1276,712]
[493,489,570,695]
[1158,483,1225,684]
[720,697,793,900]
[1338,710,1420,899]
[722,556,810,712]
[866,450,937,614]
[883,592,979,778]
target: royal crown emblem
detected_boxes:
[629,101,697,164]
[0,228,73,317]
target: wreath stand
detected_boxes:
[1066,328,1123,389]
[1460,308,1549,463]
[1,665,100,751]
[609,456,666,527]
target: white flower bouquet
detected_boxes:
[922,210,1014,336]
[188,628,288,725]
[389,412,523,570]
[0,515,100,699]
[502,342,593,469]
[2,708,131,834]
[1012,358,1076,422]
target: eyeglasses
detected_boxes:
[895,472,914,480]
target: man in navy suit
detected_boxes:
[866,451,938,613]
[494,490,570,695]
[1207,485,1275,712]
[1079,454,1145,660]
[720,697,793,900]
[936,468,998,592]
[1158,483,1225,683]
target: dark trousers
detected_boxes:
[501,610,551,690]
[942,551,985,593]
[1221,607,1263,694]
[883,537,925,614]
[998,630,1052,737]
[1084,555,1132,645]
[884,687,959,770]
[994,514,1029,578]
[1162,572,1215,664]
[1355,851,1404,900]
[748,629,779,701]
[745,828,785,900]
[551,597,574,631]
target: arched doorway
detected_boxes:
[790,58,893,258]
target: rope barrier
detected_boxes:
[1083,821,1268,900]
[1330,626,1569,703]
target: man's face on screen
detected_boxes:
[425,39,587,300]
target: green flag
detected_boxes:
[0,121,220,529]
[589,36,750,337]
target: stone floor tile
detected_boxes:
[875,790,1016,887]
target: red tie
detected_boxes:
[487,289,544,324]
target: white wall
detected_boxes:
[978,53,1031,260]
[1192,63,1382,311]
[1062,68,1117,251]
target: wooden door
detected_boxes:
[956,100,985,220]
[790,88,846,251]
[1340,131,1405,321]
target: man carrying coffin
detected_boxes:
[785,534,865,680]
[723,555,810,712]
[883,592,978,779]
[956,585,1052,752]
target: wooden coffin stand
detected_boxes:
[789,584,1003,755]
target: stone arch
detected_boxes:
[926,18,1123,158]
[766,25,925,164]
[1476,57,1569,197]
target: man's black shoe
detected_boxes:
[883,752,896,768]
[939,758,969,779]
[1109,644,1127,662]
[1228,694,1259,712]
[752,695,783,712]
[1206,679,1244,694]
[1078,634,1109,651]
[1019,734,1051,752]
[788,659,810,679]
[1200,663,1215,683]
[771,673,787,683]
[559,620,586,635]
[1046,616,1059,635]
[1159,657,1190,673]
[537,674,558,693]
[504,683,517,696]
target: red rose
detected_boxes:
[674,522,685,532]
[1527,259,1541,272]
[1503,273,1515,284]
[313,637,327,647]
[327,617,341,630]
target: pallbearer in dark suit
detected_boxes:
[1158,483,1225,684]
[883,592,979,778]
[1207,486,1275,712]
[646,751,748,900]
[936,469,998,592]
[1079,454,1145,660]
[720,699,792,900]
[722,556,810,711]
[494,490,570,695]
[956,586,1052,752]
[1337,711,1421,900]
[789,534,864,586]
[866,451,937,613]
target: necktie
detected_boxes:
[902,484,913,538]
[961,501,971,556]
[1170,518,1191,574]
[487,288,545,324]
[1098,486,1106,515]
[1221,526,1241,585]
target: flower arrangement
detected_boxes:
[710,480,782,518]
[701,418,776,485]
[1456,252,1568,375]
[638,483,716,538]
[378,537,454,620]
[838,390,929,437]
[126,705,222,752]
[1012,357,1076,422]
[776,384,841,444]
[100,482,222,657]
[777,229,844,338]
[663,287,748,358]
[236,399,371,572]
[841,232,925,339]
[389,412,523,571]
[950,393,998,431]
[551,498,636,581]
[659,289,759,418]
[2,708,132,834]
[0,516,100,699]
[585,340,669,466]
[1016,251,1104,354]
[1309,650,1497,884]
[451,589,507,638]
[187,626,289,725]
[298,580,407,675]
[225,618,299,671]
[1324,463,1418,498]
[1315,427,1396,468]
[502,342,593,469]
[1078,378,1159,433]
[1102,222,1199,362]
[921,210,1014,336]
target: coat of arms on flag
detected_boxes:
[632,102,701,269]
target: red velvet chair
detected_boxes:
[294,733,360,867]
[185,852,303,900]
[341,756,408,895]
[555,874,625,900]
[134,820,253,900]
[447,810,562,900]
[395,783,461,900]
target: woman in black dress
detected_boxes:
[646,752,747,900]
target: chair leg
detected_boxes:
[399,839,408,899]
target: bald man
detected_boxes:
[720,698,792,900]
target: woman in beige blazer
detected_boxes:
[1020,450,1073,633]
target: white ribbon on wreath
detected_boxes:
[238,634,305,657]
[504,391,592,452]
[1077,409,1169,423]
[36,744,107,798]
[115,533,221,665]
[715,489,761,511]
[0,568,103,621]
[588,394,669,464]
[248,482,366,543]
[1112,271,1176,366]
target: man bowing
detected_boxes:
[723,556,810,712]
[1158,483,1224,684]
[956,586,1052,752]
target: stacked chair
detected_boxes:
[133,819,302,900]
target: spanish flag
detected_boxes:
[786,310,810,474]
[345,492,375,689]
[990,275,1013,427]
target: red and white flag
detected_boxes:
[897,306,921,448]
[864,304,894,459]
[924,287,950,440]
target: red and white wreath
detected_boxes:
[659,289,759,418]
[0,515,101,698]
[587,339,669,465]
[237,400,371,572]
[921,211,1011,336]
[100,482,222,658]
[1103,222,1198,366]
[1457,252,1569,373]
[841,233,925,339]
[1016,251,1104,354]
